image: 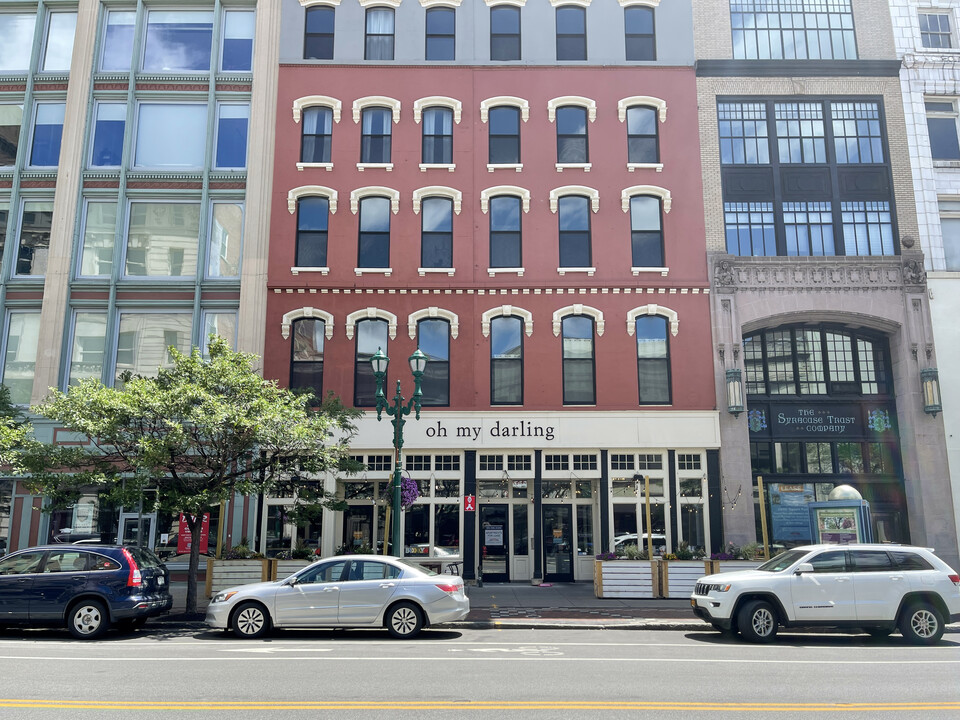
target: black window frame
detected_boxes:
[556,5,586,61]
[490,314,523,405]
[304,6,335,60]
[558,194,591,268]
[290,317,325,401]
[489,194,521,268]
[488,105,520,165]
[421,106,453,165]
[360,106,392,164]
[635,315,671,405]
[629,194,664,267]
[420,195,453,268]
[490,5,521,61]
[300,105,333,164]
[556,105,589,164]
[624,6,655,61]
[354,317,389,407]
[295,195,329,267]
[365,7,395,61]
[425,7,456,61]
[417,317,450,407]
[626,105,659,164]
[561,314,596,405]
[718,96,898,258]
[357,195,391,268]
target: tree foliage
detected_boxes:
[17,337,362,613]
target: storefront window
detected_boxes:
[264,505,295,557]
[680,504,705,551]
[575,481,592,498]
[343,482,374,500]
[837,442,864,474]
[679,478,702,497]
[434,478,459,497]
[541,480,569,498]
[403,504,429,556]
[576,505,593,556]
[434,504,459,556]
[512,505,528,555]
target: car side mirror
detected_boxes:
[795,563,814,574]
[283,576,299,586]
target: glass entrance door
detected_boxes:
[118,513,155,549]
[479,504,509,582]
[543,505,573,582]
[343,506,374,552]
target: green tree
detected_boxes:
[17,337,361,613]
[0,385,30,467]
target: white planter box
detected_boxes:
[662,560,712,599]
[206,559,271,597]
[594,560,656,599]
[275,559,315,578]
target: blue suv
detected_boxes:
[0,544,172,639]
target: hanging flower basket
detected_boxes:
[400,475,420,508]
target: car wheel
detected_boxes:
[385,602,423,639]
[737,600,778,643]
[899,602,944,645]
[231,602,270,639]
[68,600,110,640]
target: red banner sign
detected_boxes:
[464,495,476,512]
[177,513,210,555]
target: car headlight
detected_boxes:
[211,591,238,604]
[709,583,732,593]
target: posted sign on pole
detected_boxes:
[177,513,210,555]
[464,495,476,512]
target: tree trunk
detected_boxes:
[185,513,204,615]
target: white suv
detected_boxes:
[690,544,960,644]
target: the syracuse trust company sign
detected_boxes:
[769,405,861,437]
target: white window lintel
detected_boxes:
[287,185,338,214]
[627,304,679,337]
[292,95,342,124]
[280,308,335,340]
[552,304,604,336]
[408,307,460,339]
[481,305,534,337]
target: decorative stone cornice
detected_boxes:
[711,255,928,292]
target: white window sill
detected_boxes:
[487,267,525,277]
[631,266,669,277]
[357,163,393,171]
[418,267,455,276]
[487,163,523,172]
[933,160,960,168]
[627,163,664,173]
[419,163,455,172]
[355,267,393,276]
[291,266,330,276]
[556,163,591,172]
[557,266,596,276]
[297,162,333,172]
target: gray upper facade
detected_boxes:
[280,0,694,66]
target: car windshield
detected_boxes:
[126,546,164,569]
[755,549,808,572]
[396,558,437,576]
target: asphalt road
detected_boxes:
[0,626,958,719]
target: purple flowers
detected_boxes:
[595,551,617,561]
[400,475,420,508]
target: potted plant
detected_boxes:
[205,537,272,598]
[593,543,658,599]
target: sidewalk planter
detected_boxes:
[707,560,763,574]
[274,559,314,579]
[594,560,658,599]
[205,558,271,598]
[660,559,712,599]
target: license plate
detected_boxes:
[157,577,165,586]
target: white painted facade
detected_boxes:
[891,0,960,560]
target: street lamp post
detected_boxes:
[371,347,427,557]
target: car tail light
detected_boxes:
[949,574,959,587]
[435,582,461,594]
[122,548,142,588]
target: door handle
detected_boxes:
[379,582,396,588]
[837,577,850,582]
[72,576,85,581]
[322,586,339,592]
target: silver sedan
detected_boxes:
[205,555,470,639]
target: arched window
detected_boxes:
[354,318,389,406]
[635,315,670,404]
[296,196,329,267]
[361,107,392,164]
[558,195,591,267]
[491,315,523,405]
[556,105,588,164]
[425,7,456,60]
[562,315,595,404]
[358,196,391,268]
[490,5,520,60]
[489,106,520,165]
[301,106,333,163]
[490,195,522,267]
[630,195,663,267]
[418,318,450,406]
[365,7,394,60]
[624,6,655,61]
[556,5,586,60]
[421,196,453,268]
[291,318,325,399]
[422,107,453,164]
[626,106,658,164]
[304,6,335,59]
